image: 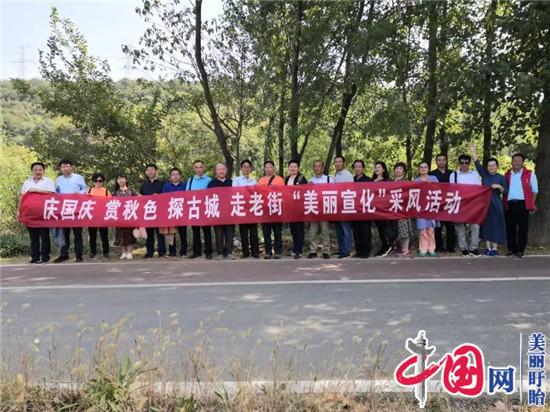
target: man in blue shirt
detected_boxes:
[162,167,188,257]
[185,160,213,259]
[54,159,87,263]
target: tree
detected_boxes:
[501,2,550,245]
[34,7,163,180]
[422,1,439,166]
[126,0,242,174]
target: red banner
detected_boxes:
[18,182,491,228]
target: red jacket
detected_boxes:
[504,168,536,211]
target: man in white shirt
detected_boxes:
[233,159,259,258]
[21,162,55,263]
[450,154,482,256]
[307,160,333,259]
[333,156,354,258]
[504,153,538,258]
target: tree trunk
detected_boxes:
[288,0,304,162]
[194,0,234,176]
[406,133,413,179]
[336,136,343,158]
[324,84,357,175]
[482,0,497,165]
[324,0,370,174]
[531,85,550,245]
[422,1,438,167]
[263,115,274,166]
[277,83,286,177]
[439,123,448,158]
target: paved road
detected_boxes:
[1,257,549,381]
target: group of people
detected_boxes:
[20,144,539,263]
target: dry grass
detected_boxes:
[0,305,547,411]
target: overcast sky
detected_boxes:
[1,0,223,80]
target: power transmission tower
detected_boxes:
[12,45,33,79]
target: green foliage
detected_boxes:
[33,7,164,182]
[82,357,150,411]
[0,136,40,232]
[0,232,29,258]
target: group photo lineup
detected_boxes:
[1,0,548,411]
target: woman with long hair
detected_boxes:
[372,161,397,256]
[113,174,138,259]
[393,162,412,257]
[415,162,439,257]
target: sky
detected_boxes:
[1,0,223,80]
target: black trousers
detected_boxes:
[435,221,456,252]
[169,226,187,256]
[192,226,213,257]
[353,221,372,257]
[239,224,259,257]
[28,227,50,262]
[289,222,305,255]
[506,200,530,254]
[60,228,83,258]
[214,225,234,257]
[375,220,397,251]
[89,227,109,256]
[262,223,282,256]
[145,228,166,257]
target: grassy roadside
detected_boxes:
[1,308,548,411]
[0,381,537,411]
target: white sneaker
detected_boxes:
[120,253,127,260]
[381,246,394,257]
[126,253,133,260]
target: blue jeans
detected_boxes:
[335,222,352,256]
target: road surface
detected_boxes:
[1,256,549,382]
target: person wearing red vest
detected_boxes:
[504,153,539,258]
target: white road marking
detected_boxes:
[2,276,549,291]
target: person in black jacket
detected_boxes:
[140,164,167,258]
[429,153,456,253]
[372,161,398,256]
[285,159,308,259]
[352,160,372,258]
[207,163,234,259]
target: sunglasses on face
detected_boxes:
[94,179,104,183]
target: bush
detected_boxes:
[0,231,29,258]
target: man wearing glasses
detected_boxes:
[450,154,482,256]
